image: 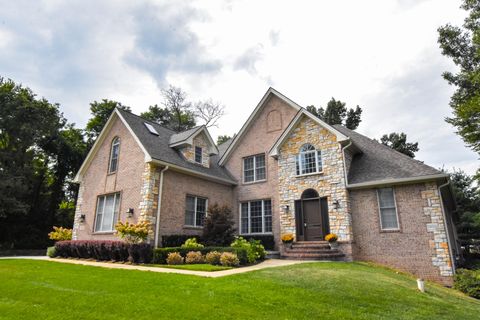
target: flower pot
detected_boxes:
[329,242,339,249]
[283,242,293,249]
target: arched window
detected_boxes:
[301,188,319,199]
[296,143,322,175]
[108,137,120,173]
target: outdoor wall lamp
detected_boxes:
[282,205,290,213]
[126,208,134,218]
[333,199,340,210]
[79,214,86,223]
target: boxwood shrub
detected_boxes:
[454,268,480,299]
[55,240,152,264]
[161,235,203,248]
[153,246,248,265]
[241,235,275,250]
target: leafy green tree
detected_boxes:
[380,132,419,158]
[438,1,480,157]
[0,77,86,249]
[307,98,362,130]
[140,105,171,126]
[217,135,231,145]
[85,99,130,146]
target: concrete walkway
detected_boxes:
[0,256,314,278]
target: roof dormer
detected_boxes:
[169,126,218,168]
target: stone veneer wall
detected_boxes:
[422,182,454,277]
[277,116,353,244]
[138,162,161,242]
[72,182,85,240]
[178,133,210,168]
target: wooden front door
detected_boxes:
[295,197,329,241]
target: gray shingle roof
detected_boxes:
[332,124,444,185]
[169,126,203,145]
[117,109,236,184]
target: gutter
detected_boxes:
[346,173,450,189]
[438,178,456,274]
[154,166,169,248]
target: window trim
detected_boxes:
[296,144,322,176]
[242,153,267,184]
[376,187,400,231]
[194,146,203,164]
[184,195,208,228]
[239,199,273,235]
[93,192,121,233]
[108,137,120,174]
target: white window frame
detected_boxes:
[296,144,322,176]
[243,154,266,183]
[94,192,121,233]
[239,199,273,235]
[185,195,208,227]
[108,137,120,174]
[194,146,203,164]
[376,187,400,231]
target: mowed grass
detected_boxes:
[0,259,479,320]
[148,263,232,271]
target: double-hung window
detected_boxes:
[108,137,120,173]
[240,199,272,234]
[185,195,207,227]
[296,144,322,175]
[243,154,266,183]
[94,193,121,232]
[195,146,202,164]
[377,187,399,230]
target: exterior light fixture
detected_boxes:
[126,208,134,218]
[79,214,86,223]
[283,205,290,213]
[333,200,340,210]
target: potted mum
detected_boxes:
[281,233,294,249]
[325,233,338,249]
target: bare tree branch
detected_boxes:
[194,99,225,128]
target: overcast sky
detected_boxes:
[0,0,478,174]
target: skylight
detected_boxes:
[144,123,159,135]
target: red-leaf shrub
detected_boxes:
[54,240,151,263]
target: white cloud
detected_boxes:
[0,0,477,174]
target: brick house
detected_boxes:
[73,87,459,285]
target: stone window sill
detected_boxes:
[92,231,115,235]
[295,171,324,178]
[242,179,267,186]
[380,229,401,233]
[183,225,203,230]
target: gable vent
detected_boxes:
[144,123,159,135]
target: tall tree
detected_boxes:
[160,85,196,131]
[217,135,232,145]
[140,104,171,126]
[438,1,480,158]
[308,98,363,130]
[0,77,86,249]
[85,99,130,146]
[380,132,419,158]
[195,100,225,128]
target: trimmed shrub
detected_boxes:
[231,237,266,264]
[153,246,248,265]
[166,252,184,265]
[220,252,239,267]
[48,226,72,241]
[161,235,203,247]
[454,268,480,299]
[46,246,57,258]
[241,235,275,250]
[54,240,151,264]
[202,204,236,246]
[185,251,204,264]
[205,251,222,265]
[115,221,150,244]
[181,238,204,250]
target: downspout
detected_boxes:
[438,178,456,274]
[154,166,169,248]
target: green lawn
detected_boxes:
[148,263,232,271]
[0,259,479,319]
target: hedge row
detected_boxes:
[161,234,275,250]
[54,240,152,264]
[454,268,480,299]
[153,246,249,265]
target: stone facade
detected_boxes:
[277,116,353,245]
[422,182,454,277]
[178,132,211,168]
[138,163,161,241]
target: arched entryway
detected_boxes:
[294,189,330,241]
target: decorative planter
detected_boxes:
[283,242,293,249]
[329,242,339,249]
